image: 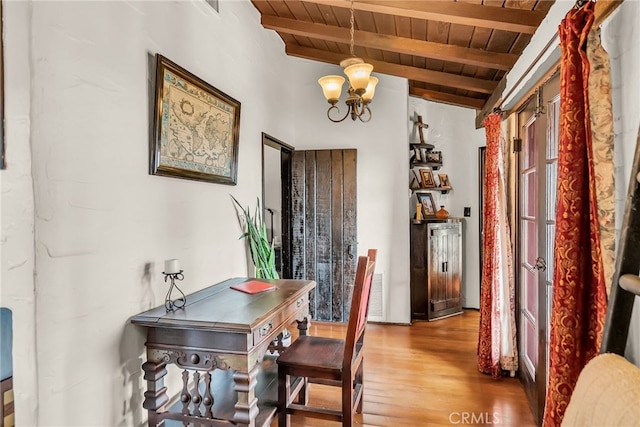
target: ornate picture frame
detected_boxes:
[438,173,452,189]
[151,54,241,185]
[419,168,436,188]
[416,192,437,217]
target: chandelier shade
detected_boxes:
[362,76,379,102]
[344,62,373,94]
[318,75,346,104]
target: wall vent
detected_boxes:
[368,273,383,318]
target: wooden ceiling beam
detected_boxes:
[262,15,518,70]
[286,45,498,94]
[299,0,544,34]
[410,87,486,110]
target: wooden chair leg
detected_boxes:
[356,361,364,413]
[295,377,309,405]
[278,369,290,427]
[343,376,354,427]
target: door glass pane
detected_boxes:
[546,162,557,221]
[522,119,537,169]
[523,219,537,267]
[523,171,537,217]
[523,267,538,315]
[522,316,538,378]
[547,95,560,160]
[546,224,555,283]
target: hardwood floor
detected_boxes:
[274,310,535,426]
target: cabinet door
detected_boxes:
[410,222,429,320]
[428,223,462,320]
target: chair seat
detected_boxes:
[277,336,345,373]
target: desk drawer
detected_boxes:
[252,293,308,346]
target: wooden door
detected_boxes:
[517,76,560,423]
[291,149,357,322]
[428,222,462,320]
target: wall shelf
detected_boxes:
[410,161,443,170]
[413,187,451,194]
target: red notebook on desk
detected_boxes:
[230,280,276,294]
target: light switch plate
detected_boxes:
[464,207,471,217]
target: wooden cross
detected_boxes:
[416,115,428,144]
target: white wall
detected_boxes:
[602,1,640,365]
[3,1,300,425]
[407,99,485,309]
[290,59,411,323]
[1,2,38,425]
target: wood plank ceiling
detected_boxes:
[250,0,555,110]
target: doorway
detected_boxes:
[262,133,294,279]
[516,74,560,423]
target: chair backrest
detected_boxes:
[343,249,377,371]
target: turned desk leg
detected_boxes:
[141,358,169,427]
[233,364,259,426]
[296,315,311,337]
[294,315,311,404]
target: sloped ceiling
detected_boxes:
[251,0,555,110]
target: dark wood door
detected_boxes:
[291,149,357,322]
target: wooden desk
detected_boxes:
[131,277,315,427]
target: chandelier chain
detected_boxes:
[349,0,355,57]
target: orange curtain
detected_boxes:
[477,113,517,378]
[543,2,608,425]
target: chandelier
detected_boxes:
[317,0,378,123]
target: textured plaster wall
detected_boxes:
[1,1,38,424]
[2,1,298,424]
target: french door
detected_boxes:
[517,75,560,423]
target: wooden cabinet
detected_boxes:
[410,219,463,321]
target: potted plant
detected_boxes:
[231,196,279,280]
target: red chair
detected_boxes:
[277,249,377,427]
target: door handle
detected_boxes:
[442,261,448,272]
[534,257,547,272]
[347,244,354,260]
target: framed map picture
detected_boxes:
[151,54,240,185]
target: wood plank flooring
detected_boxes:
[274,310,535,426]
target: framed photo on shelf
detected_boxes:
[420,169,436,188]
[416,192,437,217]
[426,151,442,164]
[151,54,241,185]
[438,173,452,189]
[413,147,422,162]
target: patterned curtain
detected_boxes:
[543,2,608,425]
[587,28,616,296]
[477,113,518,378]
